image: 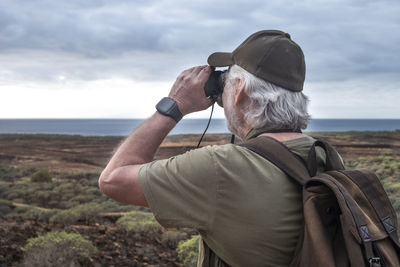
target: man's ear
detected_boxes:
[233,77,248,107]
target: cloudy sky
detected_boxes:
[1,0,399,119]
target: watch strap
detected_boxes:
[155,97,183,122]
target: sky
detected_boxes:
[0,0,399,119]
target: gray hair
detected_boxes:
[226,65,311,130]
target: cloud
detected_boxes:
[306,73,400,118]
[0,0,399,118]
[1,0,399,81]
[0,49,195,83]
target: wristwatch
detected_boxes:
[155,97,183,122]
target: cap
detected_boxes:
[207,30,305,92]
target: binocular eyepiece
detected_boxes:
[204,70,226,107]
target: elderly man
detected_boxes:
[99,30,320,266]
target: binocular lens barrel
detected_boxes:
[204,70,226,106]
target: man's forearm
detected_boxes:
[98,66,213,206]
[98,111,176,206]
[102,111,176,175]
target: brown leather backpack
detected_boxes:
[242,136,400,267]
[202,136,400,267]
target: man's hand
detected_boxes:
[99,65,214,207]
[168,65,214,116]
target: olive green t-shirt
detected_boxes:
[138,136,327,267]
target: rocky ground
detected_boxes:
[0,132,399,266]
[0,218,185,266]
[1,132,399,173]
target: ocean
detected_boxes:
[0,119,399,136]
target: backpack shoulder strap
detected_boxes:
[306,139,345,176]
[307,173,380,265]
[335,169,400,248]
[240,136,310,185]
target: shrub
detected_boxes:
[86,187,102,197]
[30,168,52,183]
[116,211,161,233]
[23,231,97,266]
[74,202,103,223]
[53,182,75,194]
[96,199,139,213]
[50,209,80,225]
[70,194,95,204]
[78,178,90,186]
[6,205,30,218]
[0,170,124,210]
[176,235,200,267]
[0,199,12,216]
[5,205,58,222]
[0,166,20,181]
[34,190,52,206]
[62,172,100,181]
[50,202,103,225]
[161,230,187,247]
[0,183,10,197]
[114,204,139,213]
[23,207,59,222]
[20,166,41,177]
[97,199,120,211]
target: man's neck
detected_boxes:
[258,132,307,142]
[242,125,306,142]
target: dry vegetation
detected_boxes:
[0,132,399,266]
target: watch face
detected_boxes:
[157,97,174,112]
[164,98,175,110]
[156,97,182,122]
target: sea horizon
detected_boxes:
[1,118,400,136]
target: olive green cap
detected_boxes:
[207,30,306,92]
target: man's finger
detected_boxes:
[190,65,207,76]
[197,66,213,79]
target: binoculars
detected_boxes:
[204,70,226,107]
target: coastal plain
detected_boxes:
[1,132,399,172]
[0,132,399,266]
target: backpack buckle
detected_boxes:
[369,257,381,267]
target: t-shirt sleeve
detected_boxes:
[138,146,218,230]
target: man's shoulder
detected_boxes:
[202,143,268,160]
[281,135,317,148]
[141,136,319,176]
[182,143,248,159]
[199,136,317,163]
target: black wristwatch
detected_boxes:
[155,97,183,122]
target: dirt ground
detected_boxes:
[0,218,185,267]
[0,132,399,266]
[0,134,234,173]
[0,132,399,173]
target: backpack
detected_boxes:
[202,136,400,267]
[239,136,400,267]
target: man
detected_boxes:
[99,30,324,266]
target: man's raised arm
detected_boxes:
[98,65,213,207]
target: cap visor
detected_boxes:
[207,52,234,67]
